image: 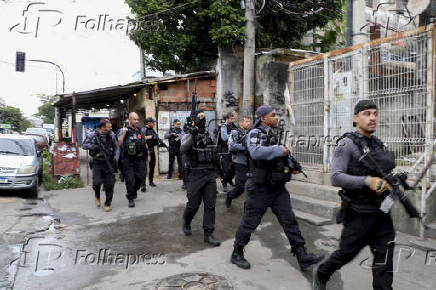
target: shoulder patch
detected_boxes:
[248,130,261,144]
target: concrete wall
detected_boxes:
[216,47,242,121]
[390,186,436,236]
[254,50,310,145]
[256,53,292,136]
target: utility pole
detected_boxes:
[242,0,255,119]
[139,48,146,80]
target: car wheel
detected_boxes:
[38,171,43,185]
[30,178,39,197]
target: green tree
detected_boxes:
[311,0,347,52]
[127,0,343,72]
[0,105,31,132]
[34,95,55,124]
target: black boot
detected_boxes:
[231,245,251,269]
[182,221,192,236]
[293,246,325,271]
[222,182,228,192]
[312,267,327,290]
[167,174,172,179]
[141,185,146,192]
[149,182,157,187]
[204,234,221,247]
[128,200,135,208]
[225,194,232,208]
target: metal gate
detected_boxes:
[289,60,324,168]
[290,25,434,172]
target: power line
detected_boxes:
[264,0,343,18]
[133,1,198,22]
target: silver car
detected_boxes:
[0,134,42,196]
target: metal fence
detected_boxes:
[289,25,435,173]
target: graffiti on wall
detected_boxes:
[224,91,237,107]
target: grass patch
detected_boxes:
[42,149,84,190]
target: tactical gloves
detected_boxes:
[365,176,392,194]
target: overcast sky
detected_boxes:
[0,0,141,117]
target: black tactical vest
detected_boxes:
[189,132,218,169]
[92,132,114,162]
[339,132,396,209]
[123,127,147,158]
[145,127,159,152]
[248,127,292,187]
[168,128,182,148]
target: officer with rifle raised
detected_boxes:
[82,119,120,212]
[181,110,221,246]
[313,100,421,290]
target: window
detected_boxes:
[397,0,407,11]
[0,139,34,156]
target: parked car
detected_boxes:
[0,134,42,196]
[25,134,49,152]
[25,128,50,143]
[44,128,54,141]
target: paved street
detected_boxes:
[1,179,435,290]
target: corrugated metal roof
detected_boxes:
[53,71,216,110]
[53,81,146,109]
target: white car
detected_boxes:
[26,127,50,143]
[0,134,42,196]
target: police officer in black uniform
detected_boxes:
[164,119,183,179]
[217,112,237,192]
[231,105,324,270]
[225,115,251,208]
[144,117,162,188]
[181,110,221,247]
[118,112,149,208]
[82,119,120,212]
[313,100,395,290]
[181,122,191,190]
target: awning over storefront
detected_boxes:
[53,81,146,110]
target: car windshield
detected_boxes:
[29,135,45,143]
[26,129,46,135]
[0,139,35,156]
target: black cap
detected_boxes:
[353,100,377,127]
[145,117,156,123]
[354,100,377,115]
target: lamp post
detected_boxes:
[27,59,65,93]
[16,52,65,94]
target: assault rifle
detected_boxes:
[277,120,307,178]
[359,151,420,219]
[185,78,200,134]
[93,132,116,173]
